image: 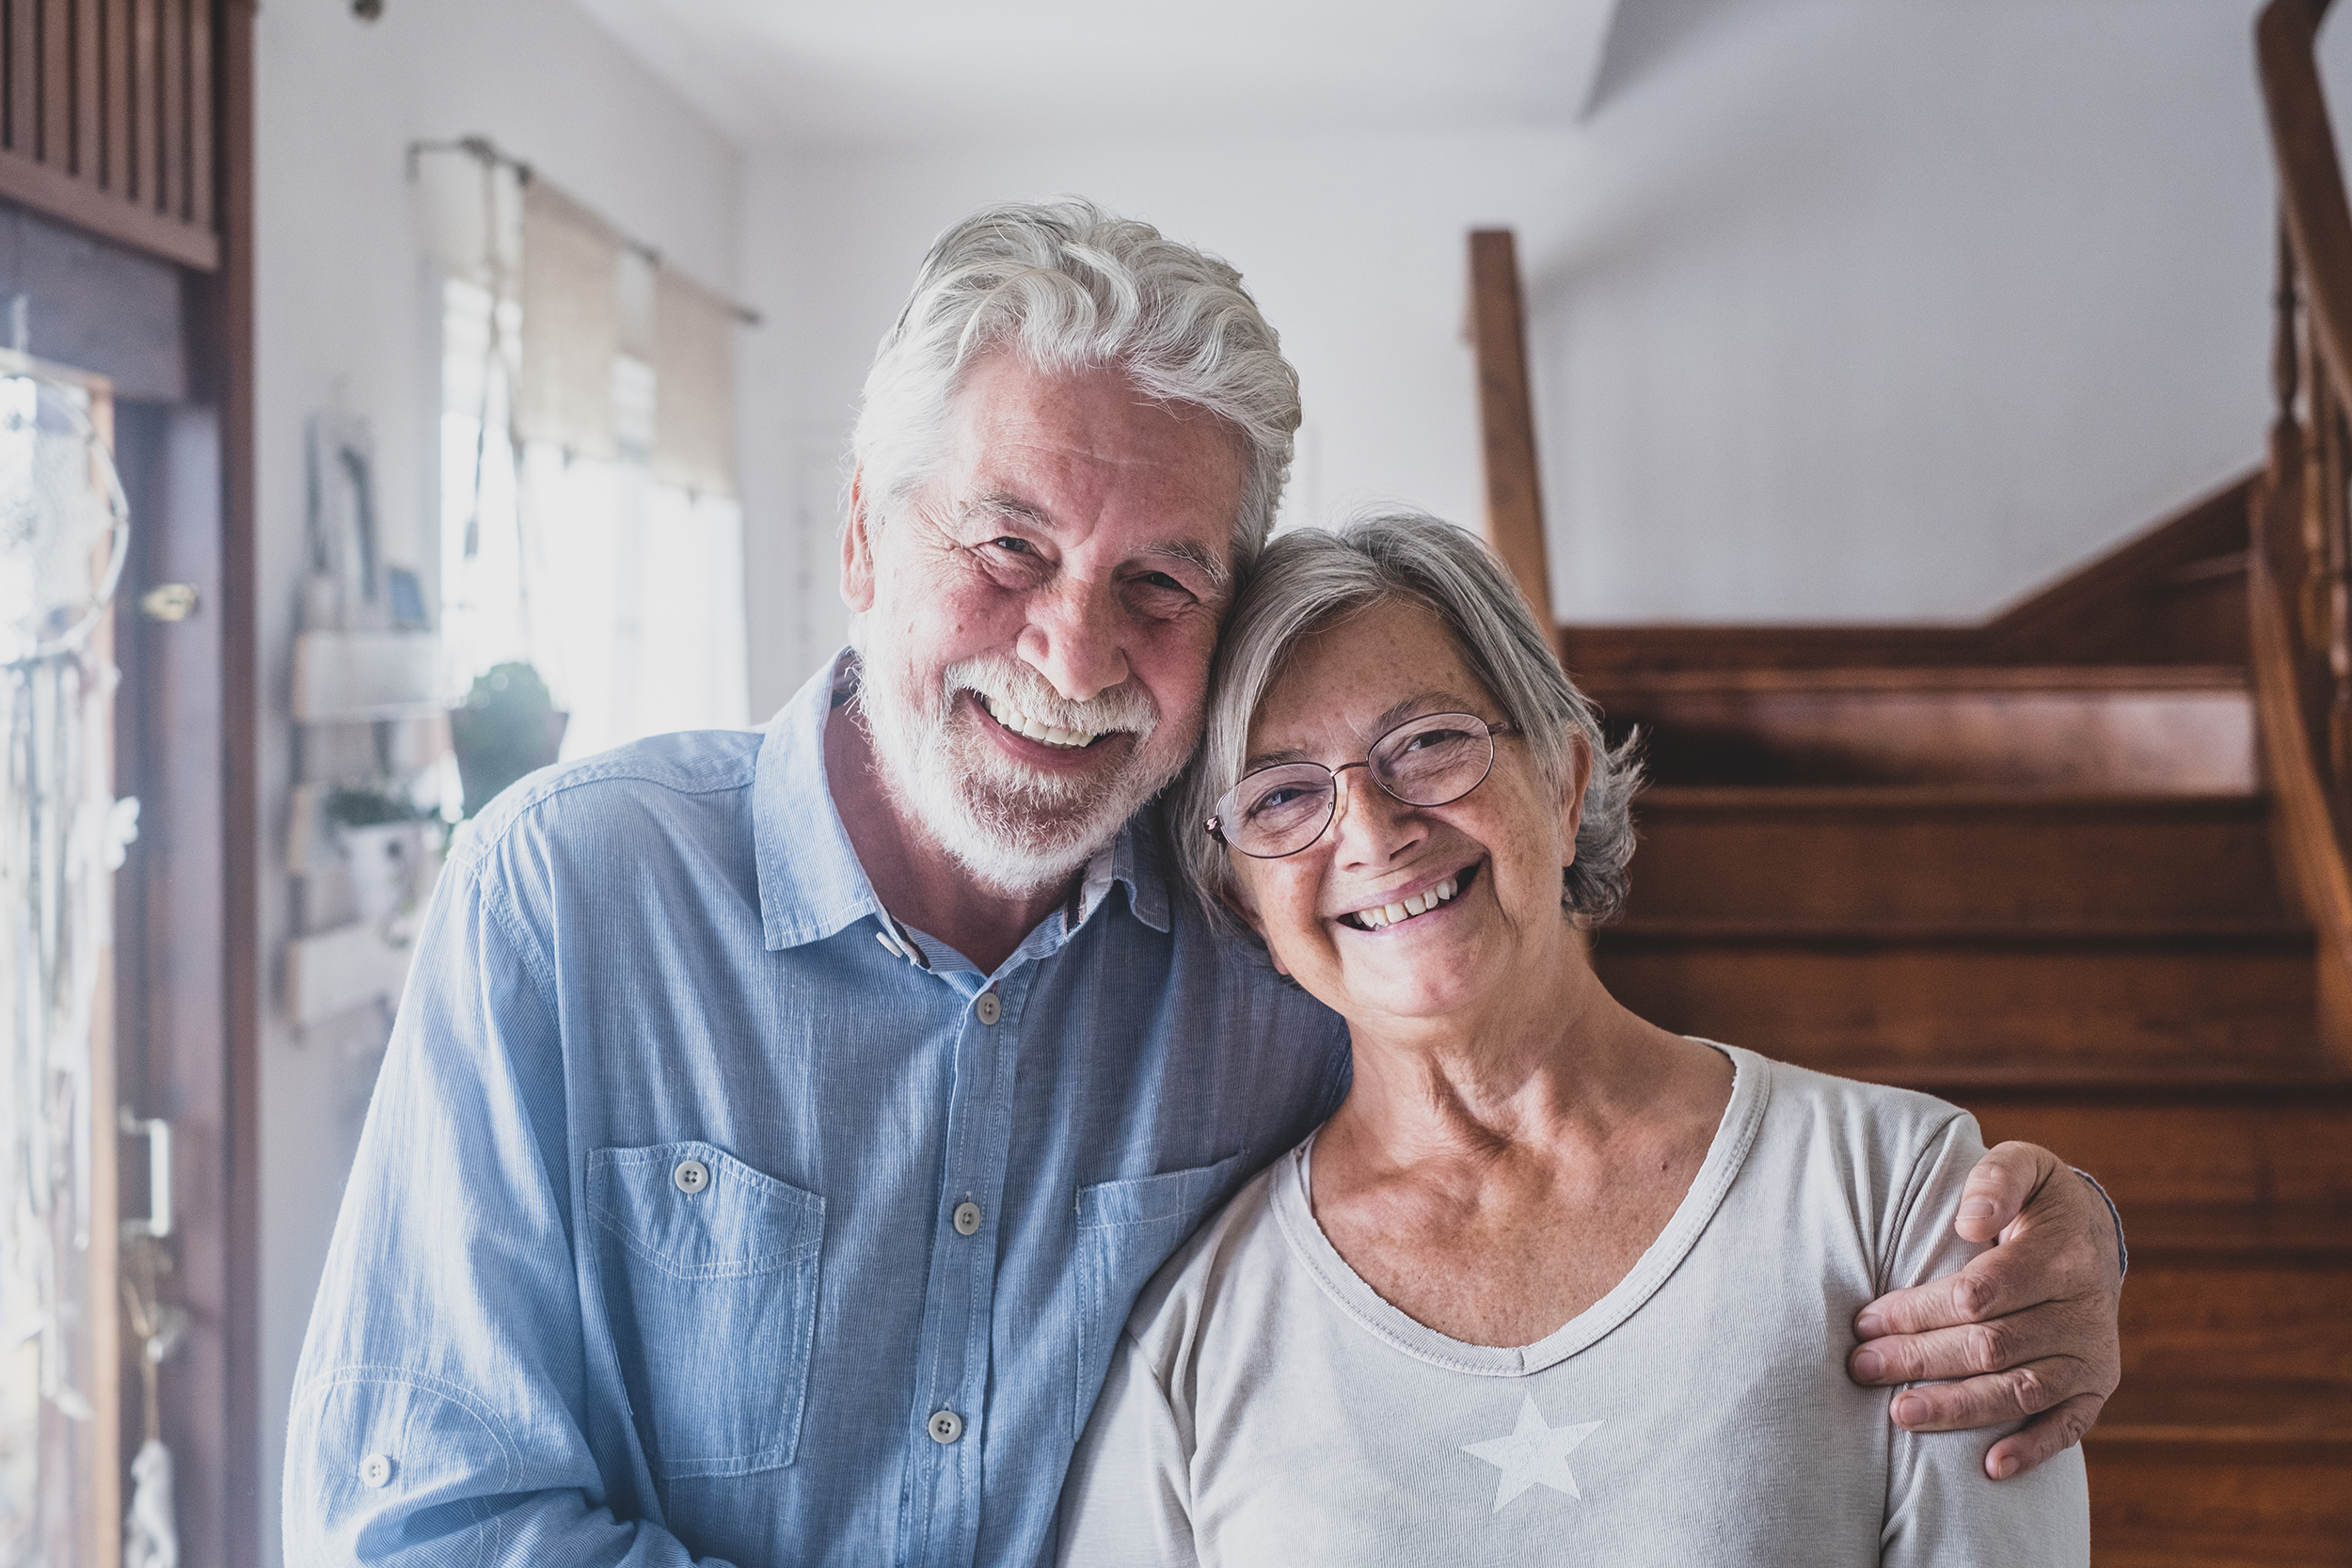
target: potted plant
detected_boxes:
[447,662,568,818]
[322,782,426,923]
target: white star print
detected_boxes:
[1460,1394,1604,1512]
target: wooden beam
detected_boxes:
[0,141,216,266]
[1467,228,1557,635]
[212,3,262,1561]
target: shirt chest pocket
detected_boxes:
[588,1142,824,1480]
[1073,1151,1245,1436]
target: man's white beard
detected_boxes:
[854,649,1169,896]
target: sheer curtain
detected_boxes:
[430,157,750,767]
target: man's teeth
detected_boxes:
[1345,876,1461,931]
[981,693,1102,750]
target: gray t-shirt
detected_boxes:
[1057,1045,2090,1566]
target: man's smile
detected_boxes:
[977,690,1115,750]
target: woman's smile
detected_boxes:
[1334,859,1480,932]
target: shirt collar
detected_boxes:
[754,647,1174,952]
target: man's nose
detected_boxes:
[1016,578,1131,703]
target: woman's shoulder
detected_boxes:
[1725,1044,1977,1155]
[1117,1145,1310,1372]
[1714,1044,1991,1280]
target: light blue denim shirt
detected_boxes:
[285,651,1351,1567]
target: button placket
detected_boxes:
[909,973,1027,1568]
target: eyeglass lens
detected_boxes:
[1219,713,1499,859]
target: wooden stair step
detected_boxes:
[2092,1380,2352,1450]
[1606,918,2311,949]
[1625,788,2287,925]
[1910,1069,2352,1213]
[1594,939,2318,1066]
[2088,1454,2352,1567]
[2086,1382,2352,1565]
[2116,1259,2352,1384]
[2119,1204,2352,1263]
[1587,664,2255,792]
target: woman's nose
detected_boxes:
[1329,767,1424,866]
[1016,579,1130,703]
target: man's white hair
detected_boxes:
[851,197,1301,569]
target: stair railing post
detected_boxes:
[1466,229,1559,642]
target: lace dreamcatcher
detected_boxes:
[0,356,135,1564]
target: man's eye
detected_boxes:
[1138,572,1184,592]
[989,537,1034,556]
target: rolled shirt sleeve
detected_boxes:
[283,854,737,1567]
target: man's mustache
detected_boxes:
[943,655,1158,742]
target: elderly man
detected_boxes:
[287,200,2122,1566]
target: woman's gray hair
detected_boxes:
[851,197,1300,569]
[1175,510,1643,936]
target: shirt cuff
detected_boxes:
[2073,1167,2127,1278]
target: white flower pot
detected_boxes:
[337,821,416,923]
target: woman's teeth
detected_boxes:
[982,694,1102,750]
[1343,876,1461,931]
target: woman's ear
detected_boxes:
[1560,730,1595,870]
[841,469,879,612]
[1220,879,1291,976]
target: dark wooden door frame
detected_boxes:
[0,3,255,1559]
[208,3,256,1561]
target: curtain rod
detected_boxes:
[405,135,763,326]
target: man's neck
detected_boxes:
[823,698,1077,976]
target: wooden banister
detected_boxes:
[2255,0,2352,1060]
[1467,229,1558,634]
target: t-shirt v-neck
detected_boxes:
[1273,1041,1769,1377]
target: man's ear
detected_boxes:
[841,469,879,613]
[1560,730,1595,870]
[1220,880,1291,977]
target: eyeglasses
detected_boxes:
[1206,712,1518,860]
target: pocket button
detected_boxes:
[673,1158,710,1196]
[928,1409,963,1444]
[359,1452,393,1488]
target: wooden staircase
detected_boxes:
[1567,529,2352,1565]
[1453,9,2352,1558]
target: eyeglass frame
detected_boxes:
[1204,712,1520,860]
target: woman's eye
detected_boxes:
[1403,727,1471,752]
[1248,784,1315,818]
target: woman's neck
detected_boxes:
[1309,943,1734,1347]
[1327,938,1684,1164]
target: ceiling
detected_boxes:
[567,0,1623,151]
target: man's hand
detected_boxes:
[1848,1140,2123,1481]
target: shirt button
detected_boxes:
[359,1452,393,1488]
[953,1201,982,1236]
[928,1409,964,1445]
[975,991,1002,1026]
[673,1159,710,1196]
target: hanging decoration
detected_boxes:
[0,353,135,1561]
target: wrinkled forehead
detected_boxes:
[1244,599,1491,754]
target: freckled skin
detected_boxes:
[830,352,1247,974]
[1225,600,1733,1348]
[1228,599,1586,1029]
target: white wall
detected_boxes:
[252,6,738,1559]
[737,0,2318,717]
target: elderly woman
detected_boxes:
[1056,513,2091,1565]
